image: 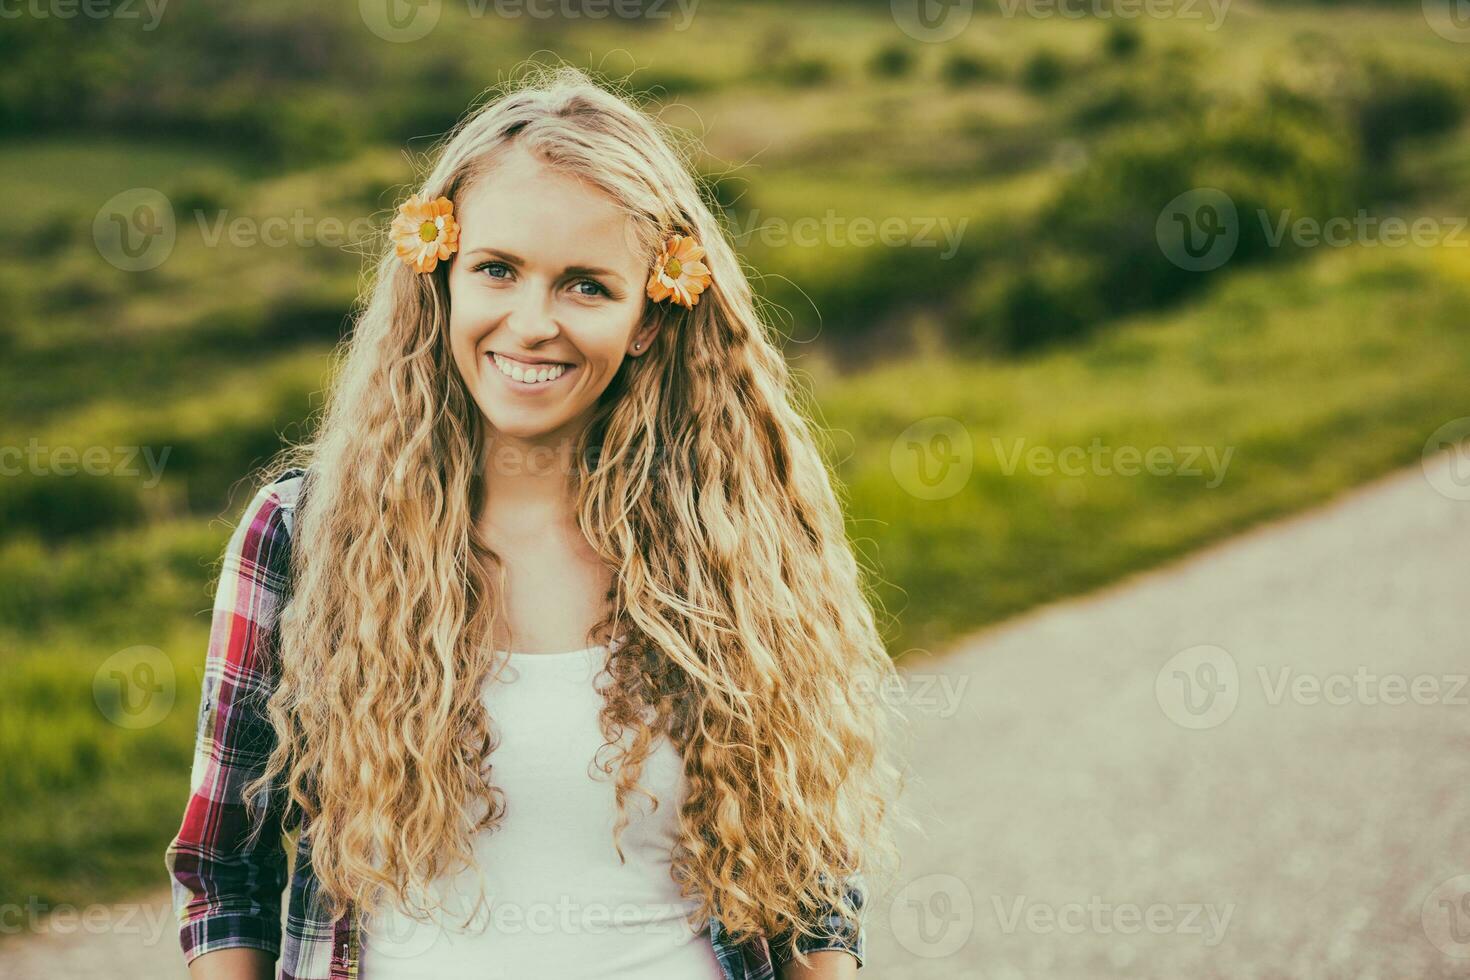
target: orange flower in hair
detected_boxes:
[391,194,460,274]
[646,233,712,308]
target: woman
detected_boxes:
[165,64,909,980]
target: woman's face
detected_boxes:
[446,145,658,446]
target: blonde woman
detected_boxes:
[165,64,909,980]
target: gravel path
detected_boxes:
[870,451,1470,979]
[4,453,1467,979]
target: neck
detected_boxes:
[476,426,584,536]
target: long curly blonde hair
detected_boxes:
[243,61,912,957]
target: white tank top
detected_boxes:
[358,638,727,980]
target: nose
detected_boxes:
[502,284,562,345]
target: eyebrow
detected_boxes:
[463,247,627,283]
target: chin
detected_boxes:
[483,400,574,439]
[486,413,556,440]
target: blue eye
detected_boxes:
[471,262,614,299]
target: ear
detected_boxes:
[628,312,665,357]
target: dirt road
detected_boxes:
[870,451,1470,978]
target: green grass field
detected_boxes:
[2,0,1468,915]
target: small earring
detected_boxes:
[634,342,642,351]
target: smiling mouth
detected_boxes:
[489,351,574,386]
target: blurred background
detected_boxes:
[2,0,1469,977]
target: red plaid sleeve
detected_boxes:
[163,474,301,966]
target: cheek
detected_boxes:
[446,278,499,346]
[576,309,642,368]
[446,312,486,387]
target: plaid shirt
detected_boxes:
[164,467,867,979]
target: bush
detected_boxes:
[378,55,486,148]
[1020,49,1067,93]
[941,51,1003,87]
[966,97,1360,350]
[868,43,916,79]
[0,473,147,543]
[192,282,351,351]
[166,169,237,215]
[20,210,85,258]
[750,215,987,347]
[986,247,1107,350]
[774,55,834,88]
[1354,59,1465,163]
[1104,23,1142,60]
[1261,43,1467,166]
[1069,62,1205,131]
[237,91,363,168]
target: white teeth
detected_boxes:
[492,353,568,384]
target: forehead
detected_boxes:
[455,146,640,268]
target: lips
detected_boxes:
[491,351,570,367]
[488,351,575,388]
